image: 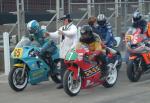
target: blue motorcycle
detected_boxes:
[8,46,61,91]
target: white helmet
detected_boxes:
[132,11,142,23]
[97,14,107,26]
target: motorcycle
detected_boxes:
[63,45,122,96]
[8,45,61,91]
[126,28,150,82]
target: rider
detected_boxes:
[17,20,57,66]
[131,11,147,35]
[125,11,148,62]
[76,25,108,78]
[88,16,99,34]
[96,14,116,48]
[27,20,57,55]
[126,11,149,40]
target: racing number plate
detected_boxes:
[13,48,23,58]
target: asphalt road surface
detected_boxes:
[0,63,150,103]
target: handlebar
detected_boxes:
[127,42,150,53]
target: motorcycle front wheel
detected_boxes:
[63,70,82,96]
[8,67,28,91]
[127,60,142,82]
[116,51,122,71]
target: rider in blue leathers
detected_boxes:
[88,15,119,66]
[97,14,116,47]
[94,14,116,48]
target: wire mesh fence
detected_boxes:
[0,0,57,13]
[69,1,150,34]
[1,0,150,36]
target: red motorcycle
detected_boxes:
[126,28,150,82]
[63,46,122,96]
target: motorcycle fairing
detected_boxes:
[12,46,51,84]
[129,55,137,60]
[15,58,50,84]
[80,63,102,88]
[142,52,150,64]
[83,65,100,78]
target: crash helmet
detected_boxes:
[80,25,95,44]
[27,20,40,34]
[97,14,107,26]
[132,11,142,23]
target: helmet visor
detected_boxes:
[133,17,140,22]
[29,29,36,34]
[97,20,106,26]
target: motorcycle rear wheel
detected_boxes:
[127,60,142,82]
[103,63,118,88]
[50,60,61,83]
[51,74,61,83]
[63,70,82,96]
[8,67,28,91]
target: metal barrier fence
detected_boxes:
[69,1,150,35]
[0,0,64,43]
[0,0,56,13]
[1,1,150,38]
[1,0,150,35]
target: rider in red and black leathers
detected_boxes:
[125,11,148,63]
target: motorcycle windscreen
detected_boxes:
[65,51,78,61]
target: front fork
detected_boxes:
[14,63,26,78]
[137,59,143,72]
[68,65,80,80]
[113,60,118,69]
[129,55,142,72]
[21,64,26,78]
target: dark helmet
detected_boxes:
[132,11,142,23]
[80,25,95,44]
[97,14,107,26]
[59,14,73,22]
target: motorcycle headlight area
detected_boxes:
[29,50,34,57]
[78,53,83,60]
[29,49,39,57]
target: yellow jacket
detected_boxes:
[76,40,105,53]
